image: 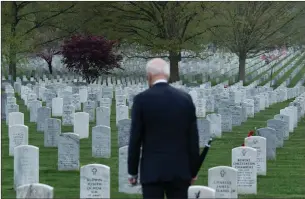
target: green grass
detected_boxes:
[258,53,301,86]
[2,95,305,198]
[273,55,305,88]
[288,62,305,88]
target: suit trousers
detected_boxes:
[142,180,190,199]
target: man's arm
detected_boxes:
[128,95,143,176]
[188,98,200,178]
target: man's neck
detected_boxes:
[153,79,167,85]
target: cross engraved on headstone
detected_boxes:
[92,167,97,175]
[195,191,201,198]
[242,149,247,156]
[220,169,226,177]
[29,186,37,195]
[253,139,258,144]
[24,148,28,153]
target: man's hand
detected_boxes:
[128,175,138,186]
[191,176,197,185]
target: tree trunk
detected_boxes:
[9,2,18,82]
[238,53,247,85]
[9,42,17,82]
[47,61,53,74]
[169,51,180,83]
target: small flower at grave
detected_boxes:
[241,130,255,146]
[247,130,255,137]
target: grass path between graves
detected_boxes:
[273,55,305,88]
[289,63,305,87]
[258,53,301,86]
[2,96,305,198]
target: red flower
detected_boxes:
[241,131,255,147]
[247,131,255,137]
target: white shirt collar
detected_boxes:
[153,79,168,85]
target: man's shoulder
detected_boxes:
[169,85,193,101]
[135,84,192,102]
[134,91,144,101]
[133,89,149,102]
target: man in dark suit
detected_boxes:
[128,58,200,199]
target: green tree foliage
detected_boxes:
[208,2,305,84]
[2,1,304,83]
[1,1,83,80]
[283,2,305,46]
[89,2,218,82]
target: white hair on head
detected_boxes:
[146,58,170,77]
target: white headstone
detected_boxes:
[92,125,111,158]
[44,118,61,147]
[244,136,267,175]
[62,105,75,126]
[37,107,51,132]
[96,106,110,127]
[16,183,53,199]
[231,146,257,194]
[29,100,42,122]
[74,112,89,139]
[80,164,110,198]
[58,133,80,170]
[188,186,216,199]
[208,166,238,198]
[116,105,129,124]
[118,146,141,194]
[9,124,28,156]
[14,145,39,189]
[52,97,63,117]
[8,112,24,127]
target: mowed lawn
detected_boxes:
[1,95,305,198]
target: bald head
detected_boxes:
[146,58,170,77]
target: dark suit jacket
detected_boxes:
[128,82,200,184]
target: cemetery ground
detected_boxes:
[2,95,305,198]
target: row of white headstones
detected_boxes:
[5,48,288,89]
[276,57,305,88]
[8,48,289,95]
[266,53,305,87]
[5,80,305,198]
[255,52,298,86]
